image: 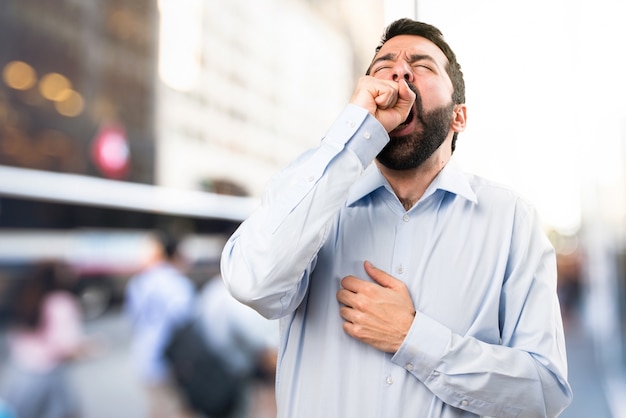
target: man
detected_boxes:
[125,232,196,418]
[221,18,572,417]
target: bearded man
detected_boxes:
[221,18,572,418]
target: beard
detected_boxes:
[376,85,455,171]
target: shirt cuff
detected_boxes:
[322,104,389,168]
[391,311,451,382]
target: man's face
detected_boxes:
[368,35,456,170]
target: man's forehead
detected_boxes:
[375,35,448,65]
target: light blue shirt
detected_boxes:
[221,105,573,418]
[125,262,195,384]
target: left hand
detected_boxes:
[336,261,416,353]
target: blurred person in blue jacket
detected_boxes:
[125,232,196,418]
[0,261,92,418]
[221,18,572,418]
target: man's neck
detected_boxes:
[376,152,450,211]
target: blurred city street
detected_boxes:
[1,0,626,417]
[0,306,618,418]
[0,305,278,418]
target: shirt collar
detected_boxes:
[346,159,478,207]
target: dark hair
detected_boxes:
[368,19,466,151]
[155,230,181,260]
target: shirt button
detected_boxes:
[402,214,410,222]
[363,131,371,139]
[346,120,355,128]
[386,375,393,385]
[396,265,403,274]
[461,400,469,407]
[405,363,414,371]
[307,176,315,182]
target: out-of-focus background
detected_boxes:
[0,0,624,417]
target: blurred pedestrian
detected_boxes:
[124,232,196,418]
[221,18,572,417]
[0,260,91,418]
[556,248,584,327]
[196,274,278,418]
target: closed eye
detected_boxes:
[408,54,439,73]
[372,65,392,74]
[413,64,433,71]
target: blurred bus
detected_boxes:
[0,165,257,320]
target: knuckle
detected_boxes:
[353,298,366,311]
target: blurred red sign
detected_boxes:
[91,123,130,179]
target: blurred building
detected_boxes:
[0,0,158,184]
[0,0,388,206]
[155,0,385,196]
[0,0,389,317]
[0,0,168,232]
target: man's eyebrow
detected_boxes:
[370,52,397,68]
[371,52,439,68]
[407,54,438,65]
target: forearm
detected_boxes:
[221,105,388,319]
[393,310,571,417]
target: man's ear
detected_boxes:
[451,104,467,132]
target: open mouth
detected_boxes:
[403,108,415,125]
[393,107,415,132]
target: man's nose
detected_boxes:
[392,62,413,83]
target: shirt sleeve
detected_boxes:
[221,104,389,319]
[391,200,573,418]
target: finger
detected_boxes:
[340,275,363,292]
[349,77,397,113]
[397,79,416,105]
[341,320,359,340]
[393,79,416,117]
[336,288,354,307]
[338,305,357,323]
[363,261,401,289]
[373,86,398,109]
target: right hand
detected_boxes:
[349,77,415,133]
